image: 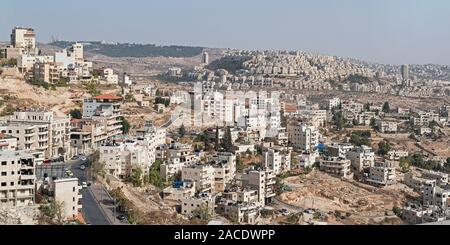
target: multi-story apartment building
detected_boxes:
[99,139,153,179]
[71,94,123,153]
[33,62,61,84]
[210,153,236,192]
[10,27,37,55]
[287,123,320,152]
[411,111,440,127]
[54,178,83,220]
[421,170,448,187]
[264,148,291,175]
[319,156,352,179]
[35,163,83,221]
[366,162,396,187]
[181,193,215,217]
[160,143,197,181]
[1,109,72,160]
[404,173,436,193]
[375,119,398,133]
[182,164,214,193]
[0,150,35,207]
[241,169,276,206]
[346,145,375,173]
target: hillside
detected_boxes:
[49,41,204,58]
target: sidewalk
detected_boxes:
[89,183,128,225]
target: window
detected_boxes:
[11,172,14,175]
[10,182,14,186]
[1,172,6,176]
[73,187,76,192]
[1,162,6,166]
[1,183,6,187]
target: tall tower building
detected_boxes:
[202,52,209,64]
[10,27,37,55]
[70,42,84,64]
[401,64,409,82]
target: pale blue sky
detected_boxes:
[2,0,450,65]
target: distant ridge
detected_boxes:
[49,41,204,58]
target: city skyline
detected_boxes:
[2,0,450,65]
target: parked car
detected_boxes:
[80,165,86,170]
[71,156,79,160]
[82,182,88,188]
[117,214,127,221]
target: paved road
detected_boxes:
[68,158,110,225]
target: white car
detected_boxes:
[79,156,87,161]
[80,165,86,170]
[82,182,88,188]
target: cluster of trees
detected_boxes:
[51,41,204,58]
[332,110,346,131]
[120,117,131,134]
[399,154,450,173]
[69,109,82,119]
[155,97,170,107]
[206,55,251,74]
[349,131,371,146]
[0,58,17,67]
[377,140,392,156]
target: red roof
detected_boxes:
[94,94,122,100]
[284,103,297,113]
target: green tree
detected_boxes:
[148,160,164,188]
[179,124,187,138]
[192,204,212,221]
[131,167,143,187]
[349,131,371,146]
[399,158,411,173]
[120,117,131,134]
[377,140,391,156]
[221,127,234,152]
[69,109,82,119]
[382,102,390,113]
[364,103,371,112]
[214,126,220,151]
[332,111,346,131]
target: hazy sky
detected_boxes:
[2,0,450,65]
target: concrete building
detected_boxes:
[287,123,320,152]
[0,151,35,207]
[103,68,119,84]
[35,163,83,221]
[375,119,398,133]
[33,62,61,84]
[162,180,196,201]
[421,170,448,187]
[10,27,37,55]
[367,162,396,187]
[1,109,72,160]
[263,148,291,175]
[299,151,319,169]
[404,173,436,193]
[241,169,276,206]
[99,139,153,179]
[70,43,84,65]
[346,145,375,173]
[202,52,209,64]
[182,164,214,193]
[181,193,215,216]
[160,143,197,181]
[216,199,260,224]
[54,178,82,220]
[319,156,352,179]
[387,150,409,161]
